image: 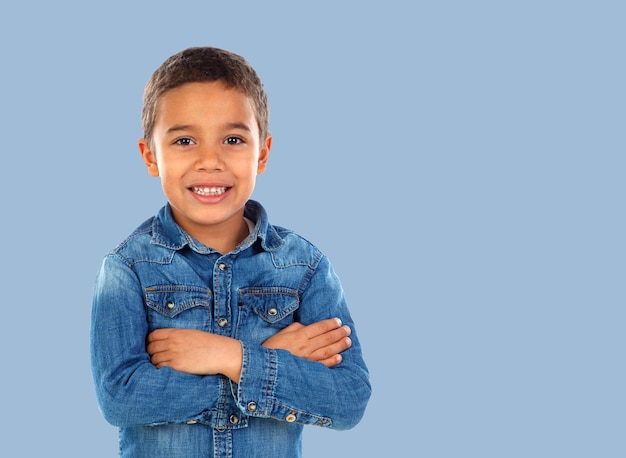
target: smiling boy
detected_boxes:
[139,80,268,255]
[91,47,370,457]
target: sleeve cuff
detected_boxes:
[231,341,278,417]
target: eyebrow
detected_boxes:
[165,124,194,135]
[225,122,252,132]
[165,122,252,135]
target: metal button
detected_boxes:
[167,301,175,309]
[247,402,257,412]
[186,420,197,425]
[229,414,239,424]
[217,318,228,327]
[218,263,227,271]
[268,307,278,316]
[285,413,296,423]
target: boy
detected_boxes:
[90,47,371,457]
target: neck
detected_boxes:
[194,218,250,254]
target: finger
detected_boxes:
[307,336,352,362]
[294,325,350,357]
[317,353,343,368]
[308,325,351,349]
[146,339,166,356]
[149,349,171,367]
[147,328,172,343]
[300,318,343,339]
[146,333,182,356]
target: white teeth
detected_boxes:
[192,186,228,196]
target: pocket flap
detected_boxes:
[239,287,300,323]
[145,285,211,318]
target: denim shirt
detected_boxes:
[90,200,371,457]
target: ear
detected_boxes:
[257,134,272,175]
[138,138,160,177]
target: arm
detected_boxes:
[91,254,356,428]
[233,255,371,430]
[262,318,352,367]
[90,255,225,427]
[146,318,352,381]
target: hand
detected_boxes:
[262,318,352,368]
[146,329,242,381]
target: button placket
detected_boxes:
[213,258,231,336]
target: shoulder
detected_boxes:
[103,217,155,264]
[272,224,315,248]
[248,200,327,268]
[106,207,179,266]
[268,224,326,269]
[111,216,154,251]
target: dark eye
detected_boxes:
[175,137,195,146]
[225,136,243,145]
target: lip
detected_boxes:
[188,183,232,203]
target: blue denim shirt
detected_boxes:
[91,200,371,457]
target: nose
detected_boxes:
[195,144,224,172]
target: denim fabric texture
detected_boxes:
[91,200,371,457]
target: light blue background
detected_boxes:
[1,1,623,456]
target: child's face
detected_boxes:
[139,81,271,244]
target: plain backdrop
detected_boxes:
[1,1,624,457]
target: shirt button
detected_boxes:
[218,318,228,327]
[167,301,175,309]
[229,414,239,424]
[218,263,227,271]
[186,420,197,425]
[285,413,297,423]
[268,307,278,316]
[247,402,257,412]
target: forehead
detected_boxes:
[156,81,257,125]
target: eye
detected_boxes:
[174,137,195,146]
[225,136,244,145]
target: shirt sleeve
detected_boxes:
[231,255,371,430]
[90,254,226,428]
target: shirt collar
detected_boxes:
[149,200,283,253]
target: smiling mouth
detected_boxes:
[191,186,229,196]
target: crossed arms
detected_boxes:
[146,318,353,381]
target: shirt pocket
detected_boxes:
[237,287,300,342]
[145,285,212,332]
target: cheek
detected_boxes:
[156,167,182,191]
[157,161,185,179]
[231,157,261,177]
